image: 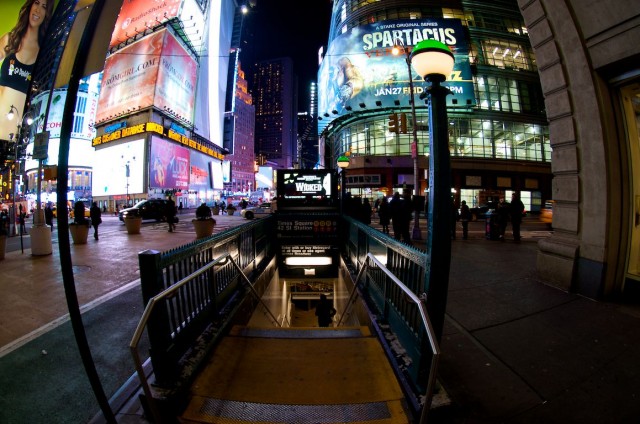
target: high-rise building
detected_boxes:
[253,58,298,169]
[224,63,255,194]
[297,82,320,169]
[318,0,551,214]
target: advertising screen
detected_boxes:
[208,161,223,190]
[189,150,211,190]
[91,139,145,196]
[97,30,165,122]
[109,0,183,50]
[150,136,190,189]
[30,87,98,141]
[98,29,197,124]
[0,0,59,142]
[276,169,337,209]
[222,160,231,184]
[155,31,198,123]
[317,18,473,133]
[256,166,274,189]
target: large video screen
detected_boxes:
[92,138,145,196]
[149,136,190,189]
[276,169,337,209]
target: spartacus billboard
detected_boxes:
[317,18,474,131]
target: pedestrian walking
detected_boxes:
[378,196,390,234]
[361,198,372,224]
[389,192,412,244]
[510,193,525,241]
[315,294,336,327]
[165,196,177,232]
[90,201,102,240]
[460,200,471,239]
[44,202,54,231]
[178,201,183,214]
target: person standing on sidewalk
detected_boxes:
[44,202,54,231]
[460,200,471,239]
[18,204,27,234]
[378,196,390,234]
[165,196,177,232]
[496,198,510,240]
[510,193,525,241]
[90,201,102,240]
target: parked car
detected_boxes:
[118,199,173,222]
[241,202,272,220]
[540,201,554,225]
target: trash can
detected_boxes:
[485,211,500,240]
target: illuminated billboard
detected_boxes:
[189,150,211,190]
[318,19,473,131]
[30,87,98,140]
[109,0,183,50]
[92,139,145,196]
[150,136,190,189]
[0,0,57,142]
[97,29,197,124]
[276,169,337,210]
[155,30,198,122]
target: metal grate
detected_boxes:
[236,328,364,339]
[199,398,391,423]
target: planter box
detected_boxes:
[227,208,237,216]
[124,216,142,234]
[69,224,90,244]
[192,219,215,239]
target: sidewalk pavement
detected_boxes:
[2,214,640,423]
[0,211,246,353]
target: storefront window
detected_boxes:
[333,115,550,162]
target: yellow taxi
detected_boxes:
[540,201,554,224]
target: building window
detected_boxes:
[480,39,533,71]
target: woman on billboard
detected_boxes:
[0,0,54,141]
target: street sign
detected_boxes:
[32,131,50,160]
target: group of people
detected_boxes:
[495,193,525,241]
[373,192,414,244]
[453,193,525,241]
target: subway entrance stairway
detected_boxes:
[128,211,438,424]
[179,326,409,424]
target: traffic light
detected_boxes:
[388,113,398,133]
[400,113,408,133]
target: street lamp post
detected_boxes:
[393,39,422,240]
[7,106,34,236]
[337,154,350,214]
[410,40,455,346]
[8,105,52,256]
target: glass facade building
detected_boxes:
[319,0,551,212]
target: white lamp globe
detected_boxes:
[409,40,455,80]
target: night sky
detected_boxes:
[242,0,333,110]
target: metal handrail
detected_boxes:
[338,252,440,424]
[129,253,280,423]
